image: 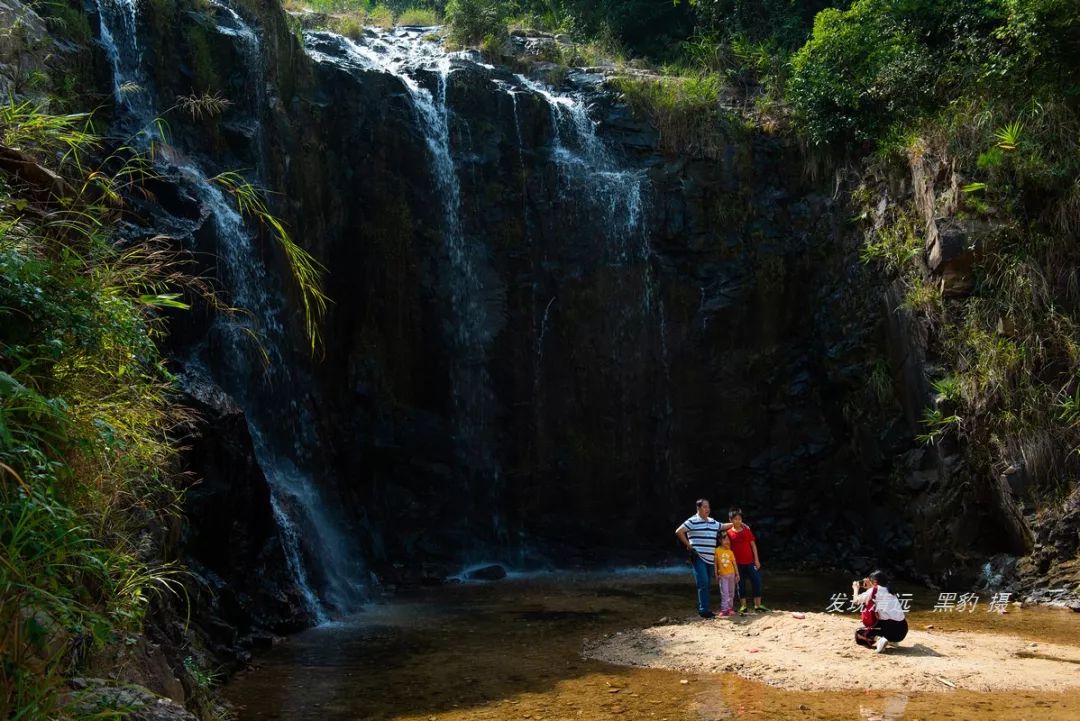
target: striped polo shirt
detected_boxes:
[681,514,721,563]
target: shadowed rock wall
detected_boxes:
[93,0,1064,612]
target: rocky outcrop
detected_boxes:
[0,0,54,98]
[865,146,1053,590]
[1,0,96,104]
[69,679,197,721]
[178,370,314,637]
[1018,484,1080,603]
[249,28,920,576]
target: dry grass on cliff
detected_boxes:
[611,73,750,159]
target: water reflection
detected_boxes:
[226,573,1080,721]
[860,694,909,721]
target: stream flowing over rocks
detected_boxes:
[58,0,1076,653]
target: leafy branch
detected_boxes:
[210,171,329,354]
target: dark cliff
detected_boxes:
[78,0,1074,631]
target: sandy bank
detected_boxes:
[584,612,1080,692]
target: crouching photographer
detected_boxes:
[853,570,909,653]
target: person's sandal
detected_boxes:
[755,604,772,613]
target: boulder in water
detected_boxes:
[464,564,507,581]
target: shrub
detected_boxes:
[365,3,394,29]
[445,0,507,47]
[787,2,936,146]
[330,13,366,38]
[686,0,832,50]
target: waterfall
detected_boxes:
[94,0,363,620]
[95,0,154,127]
[306,29,502,516]
[207,0,271,173]
[186,173,362,619]
[515,75,654,310]
[512,70,664,498]
[302,27,669,559]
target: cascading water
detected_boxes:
[514,73,658,465]
[93,0,363,619]
[186,173,362,620]
[515,75,655,310]
[95,0,154,127]
[303,25,669,563]
[305,30,504,549]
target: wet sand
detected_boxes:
[225,571,1080,720]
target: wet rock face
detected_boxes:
[179,370,313,635]
[0,0,51,97]
[112,3,999,592]
[179,371,315,630]
[264,29,914,573]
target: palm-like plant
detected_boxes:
[994,120,1023,151]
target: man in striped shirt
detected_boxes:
[675,499,735,618]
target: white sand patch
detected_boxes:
[584,612,1080,692]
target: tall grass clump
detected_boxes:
[612,73,740,158]
[396,7,439,26]
[284,1,438,33]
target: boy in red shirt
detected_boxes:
[728,508,769,614]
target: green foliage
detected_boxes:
[365,2,395,28]
[612,73,743,158]
[0,102,193,718]
[994,119,1023,150]
[788,1,936,145]
[825,2,1080,497]
[684,0,831,50]
[916,407,964,445]
[445,0,508,48]
[328,12,369,38]
[211,172,329,354]
[932,376,963,405]
[859,212,922,273]
[396,7,440,25]
[1059,381,1080,429]
[285,1,437,32]
[183,655,220,690]
[788,0,1080,147]
[34,0,93,45]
